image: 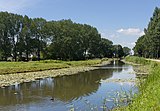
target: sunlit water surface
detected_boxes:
[0,61,137,111]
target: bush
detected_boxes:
[32,56,38,61]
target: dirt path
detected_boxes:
[147,59,160,62]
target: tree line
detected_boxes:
[0,12,130,61]
[134,7,160,58]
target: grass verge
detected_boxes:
[0,59,102,75]
[114,56,160,111]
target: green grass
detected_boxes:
[115,56,160,111]
[125,56,151,65]
[0,59,102,75]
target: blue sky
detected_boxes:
[0,0,160,49]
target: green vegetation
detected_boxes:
[125,56,151,65]
[113,45,125,58]
[0,59,101,75]
[115,56,160,110]
[0,12,130,61]
[123,10,160,110]
[123,47,131,57]
[134,7,160,58]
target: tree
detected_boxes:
[31,18,46,61]
[45,20,102,60]
[0,12,12,60]
[133,35,145,57]
[99,38,113,58]
[123,47,131,57]
[0,11,120,61]
[113,45,124,58]
[134,7,160,58]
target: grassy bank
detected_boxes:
[115,56,160,110]
[125,56,151,65]
[0,59,102,75]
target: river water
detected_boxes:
[0,60,137,111]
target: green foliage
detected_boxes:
[31,56,38,61]
[113,45,124,58]
[125,56,151,65]
[123,47,131,57]
[0,11,126,61]
[118,56,160,111]
[99,38,113,58]
[134,7,160,58]
[44,20,108,60]
[0,12,124,61]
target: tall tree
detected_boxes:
[0,11,119,61]
[31,18,46,61]
[134,7,160,58]
[0,12,12,60]
[98,38,113,58]
[123,47,131,57]
[113,45,124,58]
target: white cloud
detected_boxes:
[101,32,107,38]
[0,0,40,13]
[120,42,136,49]
[131,42,136,46]
[108,34,119,38]
[101,32,119,40]
[117,28,144,36]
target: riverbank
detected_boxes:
[0,59,103,75]
[122,57,150,76]
[0,59,111,87]
[114,56,160,110]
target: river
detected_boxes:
[0,60,137,111]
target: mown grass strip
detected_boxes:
[0,59,102,75]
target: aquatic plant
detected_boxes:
[116,56,160,110]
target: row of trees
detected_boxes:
[0,12,130,61]
[134,7,160,58]
[0,12,47,61]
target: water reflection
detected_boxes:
[0,60,132,111]
[100,60,125,72]
[0,69,115,105]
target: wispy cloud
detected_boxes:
[108,34,119,38]
[117,28,144,36]
[0,0,40,13]
[120,42,136,49]
[101,32,119,40]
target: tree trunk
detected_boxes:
[26,50,29,61]
[37,48,40,61]
[14,45,17,61]
[37,36,41,61]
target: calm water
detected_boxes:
[0,61,137,111]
